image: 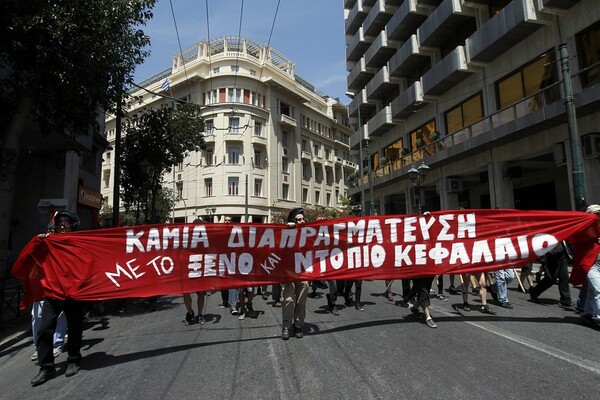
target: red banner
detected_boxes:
[12,209,599,306]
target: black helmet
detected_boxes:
[287,207,304,223]
[53,211,80,230]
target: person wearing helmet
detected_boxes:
[31,211,85,386]
[281,208,309,340]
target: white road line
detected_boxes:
[434,306,600,375]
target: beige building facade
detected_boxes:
[103,36,355,223]
[344,0,600,213]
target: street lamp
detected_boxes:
[346,92,366,216]
[205,206,216,222]
[408,162,430,213]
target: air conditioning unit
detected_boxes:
[582,133,600,159]
[283,147,288,157]
[446,178,463,193]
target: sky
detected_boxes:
[133,0,350,104]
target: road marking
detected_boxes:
[265,327,287,398]
[434,307,600,375]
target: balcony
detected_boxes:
[366,66,399,100]
[301,150,312,160]
[203,134,216,144]
[388,34,430,77]
[363,0,398,37]
[422,46,472,96]
[386,0,427,42]
[251,135,267,146]
[418,0,475,48]
[347,58,375,91]
[346,27,372,62]
[280,113,297,128]
[345,0,358,8]
[345,0,373,35]
[391,81,428,119]
[466,0,549,63]
[365,31,397,68]
[367,105,395,137]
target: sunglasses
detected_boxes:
[57,222,72,229]
[295,217,305,222]
[224,219,232,222]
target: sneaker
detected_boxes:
[448,285,457,294]
[355,302,364,311]
[499,302,513,309]
[237,311,246,320]
[261,292,268,301]
[426,318,437,328]
[294,327,304,338]
[281,327,290,340]
[436,294,448,302]
[31,351,38,362]
[53,347,62,358]
[407,300,415,309]
[463,302,471,312]
[344,298,354,307]
[581,315,600,328]
[230,306,239,315]
[197,314,205,324]
[480,305,496,315]
[185,311,195,323]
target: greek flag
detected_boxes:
[161,78,171,92]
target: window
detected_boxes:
[205,149,213,166]
[302,163,310,179]
[103,170,110,188]
[229,117,240,134]
[281,131,289,147]
[213,67,220,74]
[228,177,239,196]
[577,21,600,88]
[235,88,242,103]
[254,150,262,167]
[254,179,262,197]
[250,69,257,76]
[228,88,234,102]
[231,65,239,72]
[254,121,263,137]
[315,190,321,205]
[445,93,483,134]
[326,193,331,207]
[177,161,184,171]
[325,148,330,161]
[496,51,558,110]
[282,184,289,200]
[177,181,183,198]
[313,144,320,158]
[280,101,291,117]
[228,146,240,164]
[281,157,289,173]
[205,119,214,135]
[105,151,111,161]
[410,120,437,159]
[303,188,309,203]
[205,179,213,197]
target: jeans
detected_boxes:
[32,301,67,350]
[228,289,238,308]
[494,269,514,303]
[583,261,600,320]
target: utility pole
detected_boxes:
[112,90,122,227]
[559,43,586,208]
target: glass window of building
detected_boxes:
[315,190,320,205]
[282,184,289,200]
[445,93,483,134]
[281,157,289,173]
[496,51,558,110]
[228,146,239,164]
[282,131,289,147]
[254,150,262,167]
[229,117,240,133]
[576,21,600,88]
[205,119,214,135]
[254,179,262,197]
[205,179,213,197]
[302,188,309,203]
[254,121,263,137]
[228,177,239,196]
[205,149,213,166]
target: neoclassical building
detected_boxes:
[344,0,600,213]
[103,36,355,223]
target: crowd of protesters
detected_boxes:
[25,205,600,386]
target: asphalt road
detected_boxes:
[0,279,598,400]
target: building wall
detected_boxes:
[345,0,600,214]
[103,37,355,223]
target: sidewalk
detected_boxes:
[0,314,30,352]
[0,277,31,351]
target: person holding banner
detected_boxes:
[580,204,600,327]
[31,211,85,386]
[281,208,309,340]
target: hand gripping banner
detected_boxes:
[12,209,599,306]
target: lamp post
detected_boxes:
[139,159,154,224]
[205,206,216,222]
[175,181,187,223]
[346,92,366,216]
[408,162,430,214]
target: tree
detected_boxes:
[120,103,205,224]
[0,0,156,275]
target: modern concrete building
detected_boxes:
[344,0,599,214]
[103,36,355,223]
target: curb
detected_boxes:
[0,329,30,352]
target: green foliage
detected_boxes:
[120,104,204,223]
[0,0,156,136]
[271,203,358,224]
